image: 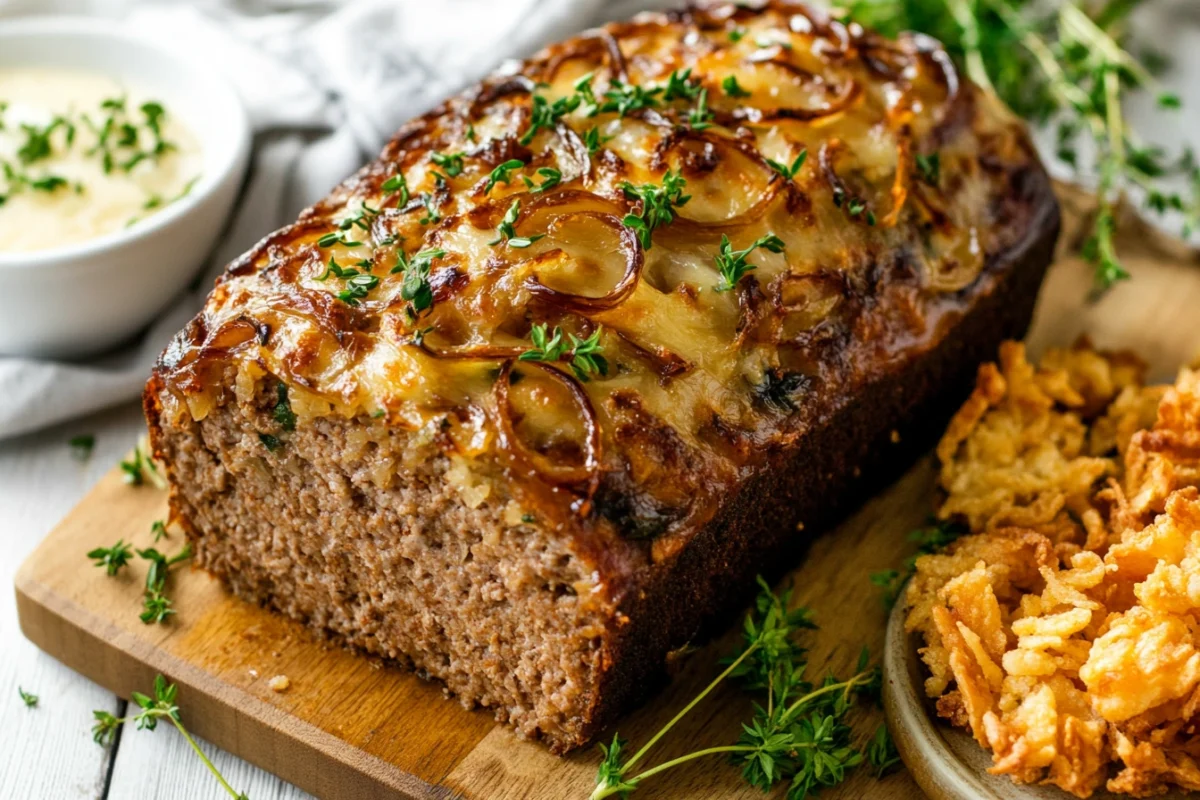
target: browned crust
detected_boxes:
[578,167,1060,749]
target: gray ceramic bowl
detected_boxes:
[882,588,1187,800]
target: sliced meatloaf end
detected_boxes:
[145,376,610,748]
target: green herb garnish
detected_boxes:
[721,75,752,98]
[68,433,95,461]
[382,173,410,207]
[391,247,446,316]
[582,126,611,154]
[92,675,251,799]
[714,233,785,292]
[522,166,561,194]
[418,192,441,225]
[765,149,807,181]
[518,324,608,382]
[119,442,165,488]
[520,93,580,146]
[18,687,38,708]
[136,543,192,624]
[915,151,940,186]
[619,170,690,250]
[316,256,379,306]
[88,539,134,576]
[662,68,703,102]
[484,159,524,194]
[430,151,466,177]
[687,89,713,130]
[865,724,902,777]
[272,383,296,431]
[489,199,543,248]
[597,79,663,117]
[590,577,881,800]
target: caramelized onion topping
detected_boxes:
[492,359,602,511]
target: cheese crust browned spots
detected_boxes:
[155,2,1045,544]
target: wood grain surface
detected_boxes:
[13,187,1200,800]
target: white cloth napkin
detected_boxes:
[0,0,676,439]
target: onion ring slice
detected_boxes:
[492,359,602,511]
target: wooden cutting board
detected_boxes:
[15,186,1200,800]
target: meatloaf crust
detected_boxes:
[145,1,1060,753]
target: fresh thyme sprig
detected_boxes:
[865,724,903,777]
[136,543,193,624]
[518,324,608,382]
[722,75,752,98]
[430,151,466,177]
[597,79,663,117]
[521,93,581,146]
[391,246,446,317]
[662,68,703,102]
[842,0,1197,294]
[620,170,691,250]
[590,578,884,800]
[687,88,714,130]
[582,127,612,154]
[766,149,808,181]
[382,173,410,207]
[67,434,95,461]
[484,159,524,194]
[120,437,164,485]
[714,233,786,292]
[489,199,544,248]
[915,152,941,187]
[91,675,250,800]
[88,539,134,576]
[315,256,378,306]
[869,518,967,608]
[523,166,562,194]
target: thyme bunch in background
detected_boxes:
[92,675,250,800]
[590,577,897,799]
[842,0,1198,294]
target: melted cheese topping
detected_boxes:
[157,2,1048,536]
[0,68,202,252]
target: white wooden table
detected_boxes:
[3,4,1199,799]
[0,402,313,799]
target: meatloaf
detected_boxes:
[145,1,1060,753]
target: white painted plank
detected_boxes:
[0,398,310,800]
[0,402,146,799]
[105,721,312,800]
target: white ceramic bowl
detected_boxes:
[0,17,250,359]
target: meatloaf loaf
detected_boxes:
[145,1,1060,753]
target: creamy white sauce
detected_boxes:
[0,67,203,253]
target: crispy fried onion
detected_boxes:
[492,359,602,512]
